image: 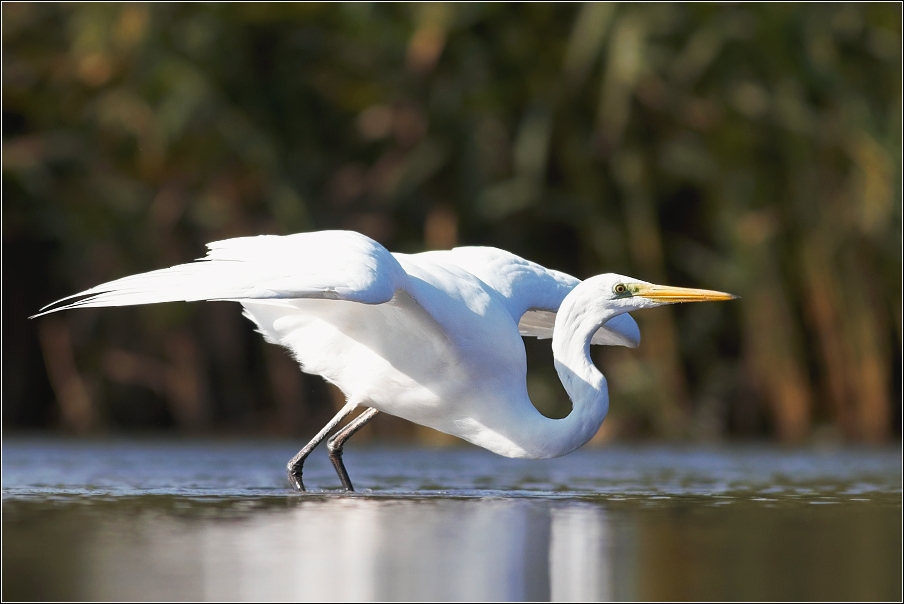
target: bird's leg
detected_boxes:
[287,400,357,491]
[327,407,379,491]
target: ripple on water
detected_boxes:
[1,440,901,505]
[3,443,901,601]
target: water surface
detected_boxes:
[3,439,901,600]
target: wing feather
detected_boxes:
[518,310,640,348]
[438,247,640,348]
[32,231,407,318]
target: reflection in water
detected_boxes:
[3,441,901,600]
[84,500,574,601]
[196,500,550,601]
[8,495,900,601]
[551,506,608,600]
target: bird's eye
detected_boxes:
[613,283,628,295]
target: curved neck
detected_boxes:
[517,290,613,458]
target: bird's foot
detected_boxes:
[287,467,306,491]
[327,451,355,492]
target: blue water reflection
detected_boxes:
[3,439,900,497]
[2,440,901,601]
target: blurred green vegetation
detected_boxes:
[3,3,900,443]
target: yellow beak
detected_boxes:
[635,284,738,303]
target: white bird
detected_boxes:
[34,230,736,491]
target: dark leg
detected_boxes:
[327,407,379,491]
[287,400,357,491]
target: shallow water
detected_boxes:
[3,439,901,601]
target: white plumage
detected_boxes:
[36,230,735,490]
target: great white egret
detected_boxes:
[34,230,736,491]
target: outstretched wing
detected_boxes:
[517,309,640,348]
[33,231,408,317]
[435,247,640,348]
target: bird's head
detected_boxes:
[583,273,738,314]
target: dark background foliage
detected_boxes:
[3,3,900,443]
